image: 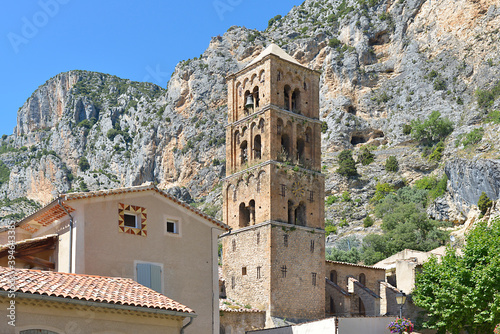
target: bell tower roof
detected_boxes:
[245,43,302,68]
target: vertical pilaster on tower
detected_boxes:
[222,44,326,326]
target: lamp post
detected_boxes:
[396,292,407,318]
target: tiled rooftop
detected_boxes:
[0,267,194,314]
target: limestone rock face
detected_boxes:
[1,0,500,227]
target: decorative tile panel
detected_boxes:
[118,203,147,237]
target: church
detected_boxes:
[219,44,400,332]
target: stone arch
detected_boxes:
[295,201,306,226]
[359,273,366,286]
[257,170,266,193]
[330,270,338,284]
[243,77,249,89]
[284,85,291,111]
[251,73,257,84]
[239,202,250,227]
[258,118,265,132]
[244,90,252,114]
[254,134,262,160]
[292,88,301,112]
[249,199,256,225]
[252,86,260,108]
[240,140,248,164]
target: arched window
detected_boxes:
[284,85,291,110]
[259,70,265,83]
[253,86,260,108]
[277,71,282,81]
[249,199,256,225]
[292,88,300,113]
[359,273,366,286]
[330,270,337,284]
[280,134,290,162]
[295,202,306,226]
[240,141,248,164]
[239,203,250,227]
[244,90,252,114]
[254,135,262,160]
[297,137,305,163]
[287,200,294,225]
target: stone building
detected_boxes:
[221,44,326,327]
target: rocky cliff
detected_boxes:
[1,0,500,238]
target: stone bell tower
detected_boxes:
[222,44,325,325]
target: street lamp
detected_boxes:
[396,292,407,318]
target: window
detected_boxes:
[309,191,314,202]
[232,239,236,252]
[166,220,178,234]
[256,232,260,245]
[280,184,286,197]
[118,203,147,236]
[242,267,247,275]
[281,265,287,278]
[136,262,162,293]
[310,240,315,252]
[284,234,288,247]
[312,272,317,286]
[257,266,261,279]
[124,212,138,228]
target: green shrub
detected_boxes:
[321,121,328,133]
[476,81,500,109]
[0,160,10,185]
[325,224,337,236]
[411,111,453,145]
[329,38,341,48]
[326,195,338,205]
[78,157,90,171]
[357,147,375,166]
[342,191,351,202]
[79,180,89,192]
[267,14,282,28]
[461,128,484,147]
[2,135,7,140]
[402,124,412,135]
[415,174,448,201]
[336,150,358,177]
[485,110,500,124]
[385,156,399,172]
[371,183,395,202]
[477,192,492,215]
[363,215,374,228]
[428,141,445,161]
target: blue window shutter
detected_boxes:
[150,264,162,293]
[137,263,151,287]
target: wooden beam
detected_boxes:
[18,255,55,269]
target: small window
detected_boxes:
[280,184,286,197]
[256,232,260,245]
[284,234,288,247]
[257,266,261,279]
[312,272,317,286]
[281,265,287,278]
[309,191,314,202]
[232,239,236,252]
[166,220,178,234]
[124,212,138,228]
[242,267,247,275]
[310,240,315,252]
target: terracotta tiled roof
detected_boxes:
[326,259,385,271]
[6,183,229,233]
[0,267,194,314]
[219,298,264,313]
[0,234,58,257]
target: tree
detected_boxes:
[78,156,90,171]
[336,150,358,177]
[412,219,500,334]
[411,111,454,145]
[385,155,399,172]
[357,146,375,165]
[477,191,493,215]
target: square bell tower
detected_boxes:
[222,44,325,326]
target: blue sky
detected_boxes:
[0,0,302,137]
